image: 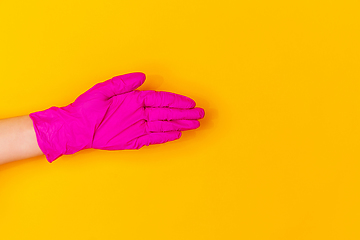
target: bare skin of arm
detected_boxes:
[0,115,43,165]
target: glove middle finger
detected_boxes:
[145,107,205,121]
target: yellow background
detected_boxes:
[0,0,360,239]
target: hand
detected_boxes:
[29,72,205,163]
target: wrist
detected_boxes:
[30,106,93,163]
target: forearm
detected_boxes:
[0,115,43,165]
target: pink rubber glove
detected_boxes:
[29,72,205,163]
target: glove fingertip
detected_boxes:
[111,72,146,94]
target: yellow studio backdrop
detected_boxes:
[0,0,360,239]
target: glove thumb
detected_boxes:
[108,72,146,96]
[79,72,146,101]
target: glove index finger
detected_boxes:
[142,91,196,109]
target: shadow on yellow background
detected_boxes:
[1,0,360,239]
